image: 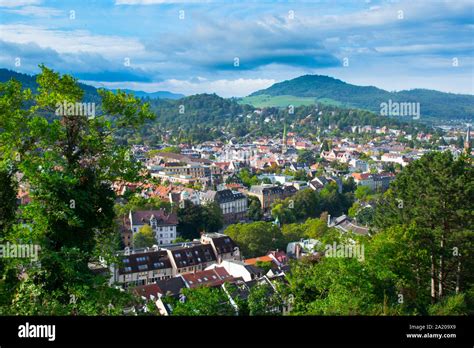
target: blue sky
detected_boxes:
[0,0,473,97]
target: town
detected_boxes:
[14,117,469,316]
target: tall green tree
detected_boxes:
[0,66,154,314]
[374,152,473,304]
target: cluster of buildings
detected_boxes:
[99,232,291,315]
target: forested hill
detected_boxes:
[0,68,426,145]
[250,74,474,120]
[0,68,101,102]
[0,69,183,101]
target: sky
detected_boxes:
[0,0,473,97]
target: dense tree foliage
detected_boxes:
[281,152,473,315]
[224,222,285,258]
[167,286,235,316]
[271,186,353,224]
[0,66,153,314]
[177,200,223,240]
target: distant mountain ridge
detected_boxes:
[0,69,184,100]
[250,74,474,120]
[112,89,184,100]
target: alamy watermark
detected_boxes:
[55,101,96,119]
[380,99,420,120]
[324,242,365,261]
[0,242,40,261]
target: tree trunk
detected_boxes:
[455,259,461,294]
[431,253,437,303]
[438,236,445,299]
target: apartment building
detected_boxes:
[129,209,178,245]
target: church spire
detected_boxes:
[282,120,287,154]
[464,125,471,153]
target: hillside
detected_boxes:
[0,69,183,101]
[250,75,474,120]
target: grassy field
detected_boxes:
[239,94,344,108]
[239,94,317,108]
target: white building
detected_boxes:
[129,209,178,245]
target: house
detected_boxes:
[166,243,217,276]
[381,153,409,167]
[128,209,178,245]
[200,233,241,263]
[200,189,248,224]
[222,275,284,315]
[351,173,375,191]
[321,149,354,163]
[206,260,265,282]
[248,184,284,212]
[247,184,298,213]
[154,277,187,316]
[349,158,369,172]
[372,172,395,192]
[110,247,174,288]
[180,267,236,288]
[328,214,369,235]
[309,176,343,193]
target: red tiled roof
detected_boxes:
[181,267,233,288]
[132,283,161,300]
[244,255,273,265]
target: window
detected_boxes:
[123,258,130,264]
[197,279,202,283]
[138,264,148,271]
[203,277,208,281]
[212,275,217,279]
[136,256,147,263]
[175,253,182,259]
[124,267,132,272]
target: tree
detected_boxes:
[375,152,473,304]
[177,200,205,240]
[0,66,153,314]
[177,200,223,240]
[0,168,17,233]
[355,185,373,201]
[202,202,224,232]
[247,195,263,221]
[170,286,235,316]
[224,222,285,258]
[133,225,156,248]
[248,283,283,316]
[297,149,317,165]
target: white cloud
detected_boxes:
[0,0,40,7]
[0,24,146,58]
[2,5,63,17]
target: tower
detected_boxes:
[464,125,472,153]
[282,121,287,154]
